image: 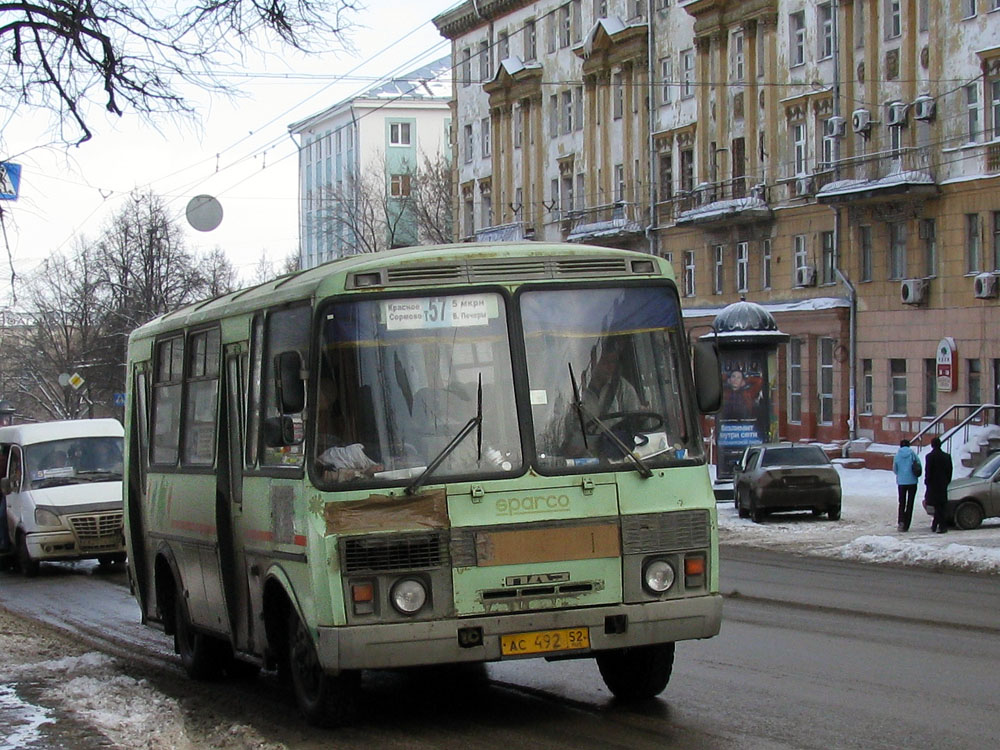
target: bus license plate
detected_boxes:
[501,627,590,656]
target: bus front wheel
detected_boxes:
[287,609,359,727]
[174,588,223,680]
[596,642,675,700]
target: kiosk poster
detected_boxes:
[716,350,771,480]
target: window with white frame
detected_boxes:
[574,86,583,131]
[482,192,493,228]
[559,4,571,48]
[478,40,490,82]
[390,174,411,198]
[481,117,491,158]
[661,57,673,105]
[463,124,473,163]
[573,0,582,43]
[681,49,694,98]
[514,105,523,148]
[546,13,556,54]
[561,174,573,214]
[967,213,981,273]
[390,122,411,146]
[889,221,907,279]
[762,239,772,289]
[460,48,472,86]
[789,339,803,423]
[498,30,509,61]
[614,164,625,202]
[819,3,834,59]
[683,251,696,296]
[562,90,573,134]
[613,72,624,119]
[885,0,901,38]
[794,234,808,273]
[819,338,834,425]
[525,19,537,61]
[736,242,749,292]
[890,358,907,414]
[991,79,1000,139]
[821,119,835,168]
[732,30,745,81]
[790,11,806,66]
[792,122,807,175]
[680,148,694,192]
[713,244,724,294]
[821,230,837,284]
[966,83,980,142]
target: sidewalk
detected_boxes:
[716,462,1000,575]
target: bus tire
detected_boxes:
[16,533,39,578]
[596,642,675,700]
[287,609,359,727]
[174,589,224,680]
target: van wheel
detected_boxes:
[596,643,675,700]
[287,609,359,727]
[953,501,984,530]
[16,533,39,577]
[174,588,224,680]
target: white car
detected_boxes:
[0,419,126,575]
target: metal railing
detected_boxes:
[911,403,1000,451]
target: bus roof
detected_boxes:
[0,418,124,446]
[129,242,667,342]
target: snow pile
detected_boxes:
[835,535,1000,573]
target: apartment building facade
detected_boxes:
[433,0,1000,447]
[289,57,452,269]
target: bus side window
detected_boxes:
[260,305,311,468]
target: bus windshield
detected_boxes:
[314,291,522,486]
[25,437,124,489]
[521,285,698,472]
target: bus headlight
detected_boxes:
[390,578,427,615]
[34,508,62,528]
[642,559,676,594]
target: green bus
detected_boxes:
[124,242,722,726]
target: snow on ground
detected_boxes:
[716,443,1000,575]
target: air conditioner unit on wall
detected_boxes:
[795,176,814,196]
[887,102,908,127]
[825,116,847,137]
[796,265,817,287]
[974,272,999,299]
[913,95,936,121]
[852,108,872,134]
[900,278,929,305]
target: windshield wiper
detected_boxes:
[405,374,483,496]
[568,362,652,479]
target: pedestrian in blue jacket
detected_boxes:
[892,439,920,531]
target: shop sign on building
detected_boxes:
[936,337,956,392]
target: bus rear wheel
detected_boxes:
[287,609,359,727]
[596,642,675,700]
[174,589,224,680]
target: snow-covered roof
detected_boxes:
[683,297,850,319]
[675,196,771,225]
[816,169,935,198]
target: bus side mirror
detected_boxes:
[262,416,299,447]
[0,477,10,495]
[275,351,305,415]
[693,340,722,414]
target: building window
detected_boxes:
[614,164,625,202]
[680,148,694,192]
[464,196,474,237]
[460,48,472,87]
[790,11,806,67]
[991,79,1000,140]
[862,359,873,414]
[924,359,938,417]
[736,241,749,292]
[967,213,981,274]
[562,90,573,133]
[732,30,745,81]
[681,49,694,98]
[993,211,1000,271]
[524,19,536,61]
[860,225,873,281]
[885,0,901,38]
[660,57,673,105]
[819,3,834,59]
[659,152,673,202]
[792,122,807,175]
[762,239,772,289]
[920,218,937,277]
[683,251,696,296]
[576,173,585,210]
[821,231,836,284]
[481,192,493,229]
[594,0,607,19]
[480,118,491,158]
[889,221,907,280]
[963,0,977,17]
[819,338,834,425]
[573,0,582,43]
[821,120,835,168]
[789,339,803,423]
[549,94,558,138]
[968,359,982,404]
[713,244,724,294]
[390,174,411,198]
[559,4,571,48]
[613,72,624,119]
[550,178,560,220]
[478,40,490,83]
[497,30,509,61]
[574,86,583,131]
[560,174,573,215]
[514,105,523,148]
[966,83,980,142]
[546,13,556,54]
[463,124,473,163]
[389,122,411,146]
[890,359,907,415]
[793,234,808,274]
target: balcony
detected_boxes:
[816,147,938,205]
[669,179,772,228]
[475,221,535,243]
[565,202,645,243]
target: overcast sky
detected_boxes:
[0,1,456,300]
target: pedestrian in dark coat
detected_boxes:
[924,437,953,533]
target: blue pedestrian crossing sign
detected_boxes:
[0,162,21,201]
[113,392,126,407]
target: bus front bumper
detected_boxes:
[316,594,722,671]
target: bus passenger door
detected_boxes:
[126,366,151,619]
[216,346,252,652]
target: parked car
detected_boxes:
[733,443,842,523]
[0,419,126,576]
[936,451,1000,530]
